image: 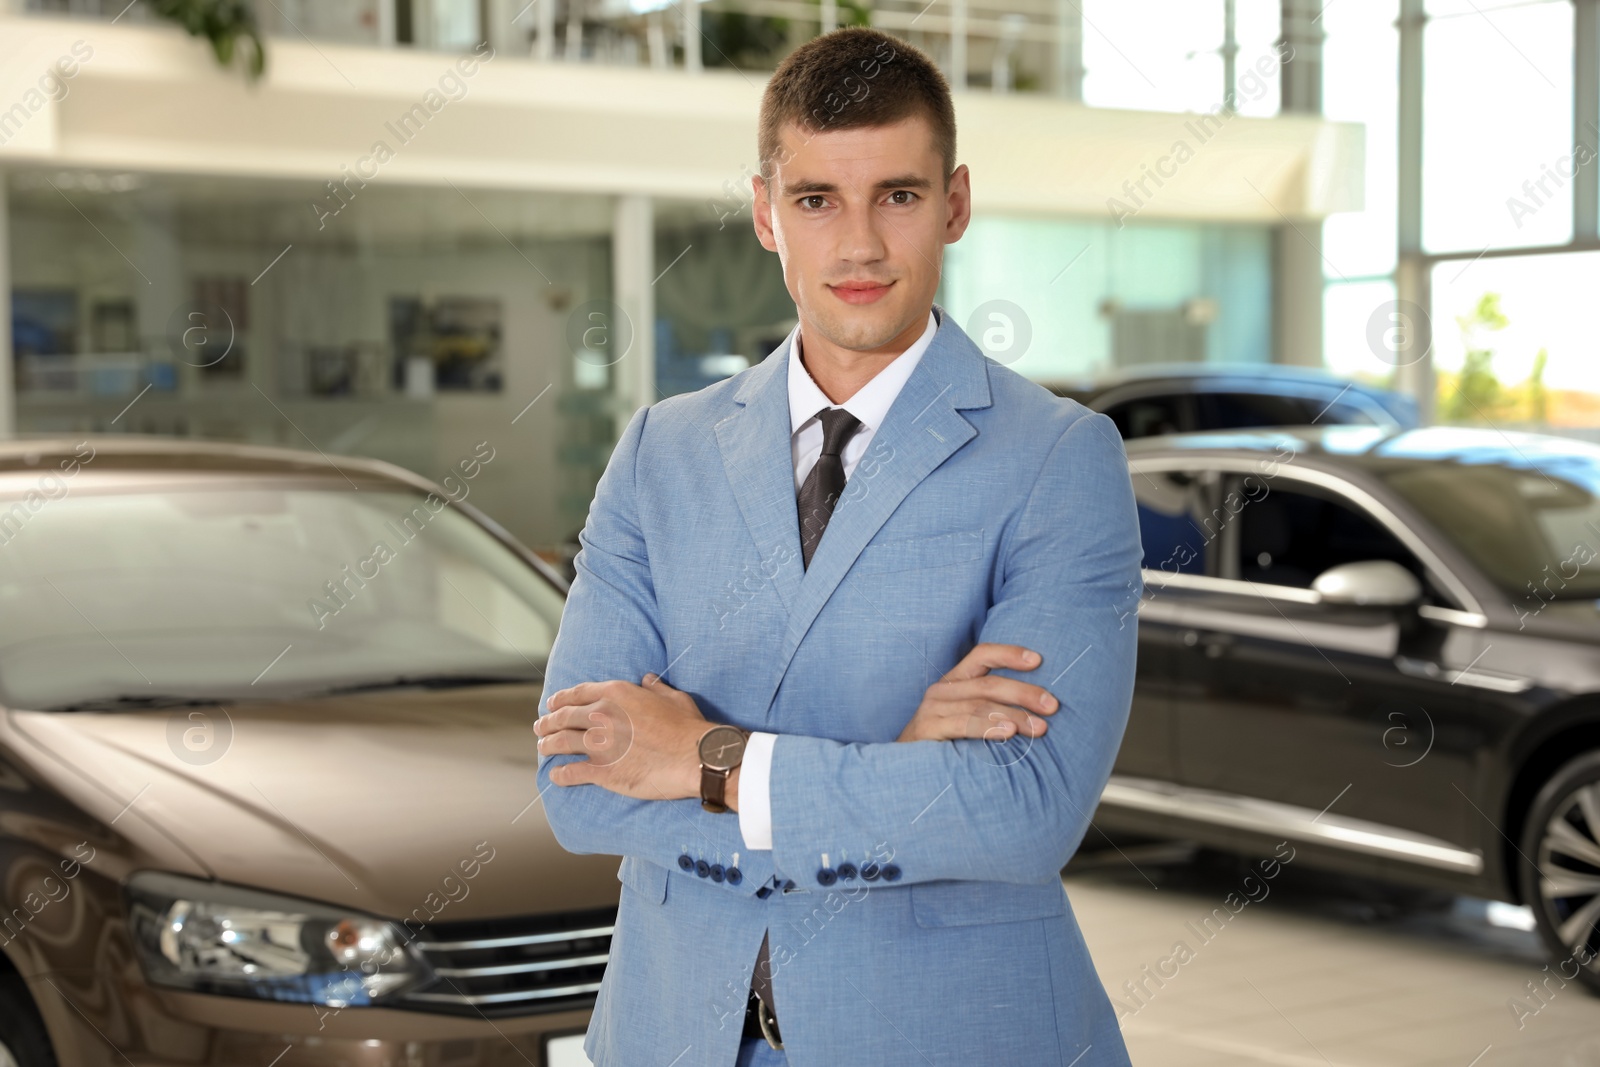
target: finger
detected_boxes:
[550,759,596,787]
[969,674,1059,714]
[941,643,1043,684]
[535,705,602,735]
[536,728,592,756]
[915,704,1044,742]
[642,672,659,686]
[544,681,630,713]
[921,676,1059,715]
[962,705,1047,740]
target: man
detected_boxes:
[534,26,1142,1067]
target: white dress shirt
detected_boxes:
[737,307,939,851]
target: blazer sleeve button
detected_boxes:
[756,885,772,899]
[837,862,858,881]
[710,864,725,883]
[726,866,743,885]
[816,867,837,886]
[860,862,881,881]
[677,854,695,872]
[695,859,711,878]
[881,863,902,882]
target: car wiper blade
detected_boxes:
[315,673,543,696]
[47,695,239,713]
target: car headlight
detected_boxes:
[123,871,432,1006]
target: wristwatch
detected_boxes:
[698,724,749,813]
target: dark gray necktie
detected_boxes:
[796,407,864,568]
[749,406,864,1029]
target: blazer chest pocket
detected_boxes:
[911,878,1067,928]
[852,529,984,576]
[618,855,669,905]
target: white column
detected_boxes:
[682,0,701,72]
[564,0,584,60]
[647,12,668,68]
[1053,0,1083,100]
[0,169,12,439]
[537,0,556,59]
[483,0,519,55]
[949,0,967,91]
[821,0,837,34]
[612,194,656,413]
[377,0,398,46]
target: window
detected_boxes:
[1226,479,1429,594]
[1105,395,1191,438]
[1195,392,1317,430]
[1133,470,1210,575]
[1422,0,1575,252]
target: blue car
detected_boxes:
[1041,363,1419,438]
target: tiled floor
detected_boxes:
[1064,842,1600,1067]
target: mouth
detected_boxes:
[828,280,894,305]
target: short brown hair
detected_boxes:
[758,27,956,188]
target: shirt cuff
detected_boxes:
[737,731,777,851]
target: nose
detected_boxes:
[836,194,889,266]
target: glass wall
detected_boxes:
[1321,0,1400,384]
[938,214,1272,381]
[647,200,1274,392]
[7,168,617,551]
[1321,0,1600,435]
[16,0,1284,106]
[1422,0,1574,253]
[1081,0,1282,116]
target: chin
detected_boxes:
[814,303,902,351]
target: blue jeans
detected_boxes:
[734,1034,788,1066]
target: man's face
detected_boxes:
[753,113,970,357]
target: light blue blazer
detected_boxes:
[538,302,1143,1066]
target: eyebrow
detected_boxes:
[782,174,933,197]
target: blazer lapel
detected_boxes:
[714,333,806,616]
[713,303,996,700]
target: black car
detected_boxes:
[1095,423,1600,991]
[1043,363,1419,439]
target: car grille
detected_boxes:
[397,906,616,1018]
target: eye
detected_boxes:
[799,195,827,211]
[887,190,917,205]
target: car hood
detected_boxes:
[6,683,621,922]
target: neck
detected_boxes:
[798,310,930,404]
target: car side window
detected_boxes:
[1132,469,1212,575]
[1196,391,1317,430]
[1322,399,1379,425]
[1104,395,1189,439]
[1226,477,1431,595]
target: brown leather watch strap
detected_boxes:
[701,766,730,813]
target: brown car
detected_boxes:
[0,436,613,1067]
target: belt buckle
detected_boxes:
[756,998,784,1051]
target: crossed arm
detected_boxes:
[533,404,1143,891]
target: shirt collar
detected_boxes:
[787,307,940,437]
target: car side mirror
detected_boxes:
[1311,560,1423,608]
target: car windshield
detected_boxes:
[1377,440,1600,601]
[0,474,564,711]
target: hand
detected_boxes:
[537,673,708,800]
[897,643,1058,743]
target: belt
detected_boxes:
[742,989,783,1049]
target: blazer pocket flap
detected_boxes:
[911,879,1067,928]
[618,855,669,904]
[854,529,985,575]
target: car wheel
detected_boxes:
[0,973,56,1067]
[1519,750,1600,995]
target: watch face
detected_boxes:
[698,725,746,771]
